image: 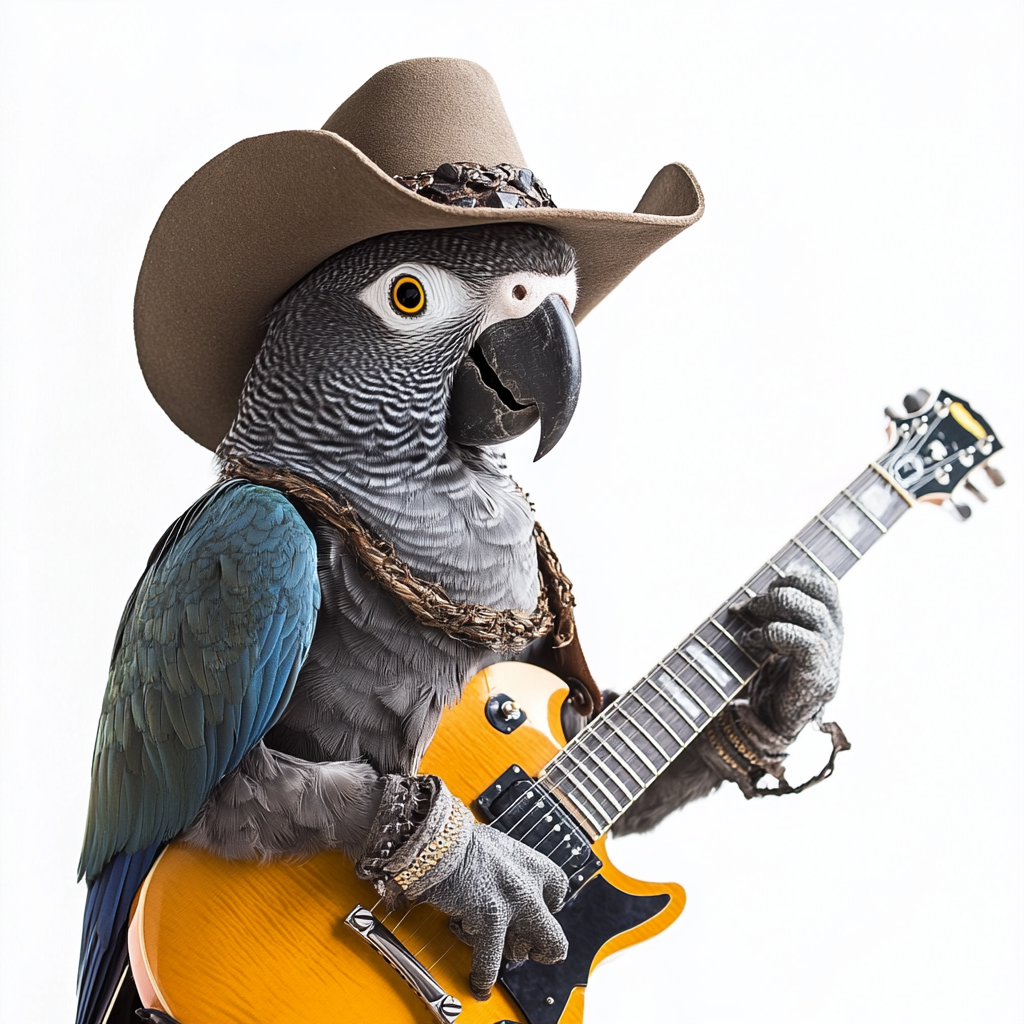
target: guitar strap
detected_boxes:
[220,456,604,716]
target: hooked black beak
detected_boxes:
[448,295,581,461]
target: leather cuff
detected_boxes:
[355,775,473,908]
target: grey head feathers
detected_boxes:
[221,224,578,606]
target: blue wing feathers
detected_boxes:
[78,843,162,1024]
[76,481,320,1024]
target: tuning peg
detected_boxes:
[903,388,931,414]
[984,464,1006,487]
[947,499,972,521]
[963,480,989,503]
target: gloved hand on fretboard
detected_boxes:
[612,572,844,833]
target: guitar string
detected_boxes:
[382,571,854,966]
[467,591,762,851]
[471,499,871,847]
[393,657,759,962]
[477,591,754,838]
[391,902,437,947]
[395,674,729,962]
[469,495,877,840]
[387,533,842,946]
[425,935,461,974]
[380,481,902,968]
[396,600,810,958]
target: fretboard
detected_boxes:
[539,463,912,839]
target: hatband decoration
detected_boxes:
[394,162,556,210]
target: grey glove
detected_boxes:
[692,570,847,798]
[741,571,843,740]
[356,775,568,1000]
[616,571,848,830]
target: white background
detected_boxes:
[1,2,1021,1022]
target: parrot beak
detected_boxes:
[448,295,582,461]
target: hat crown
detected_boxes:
[321,58,526,177]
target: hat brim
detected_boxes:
[135,129,704,451]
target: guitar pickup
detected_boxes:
[344,905,463,1023]
[476,765,602,897]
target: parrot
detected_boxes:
[77,222,843,1024]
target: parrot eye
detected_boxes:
[390,275,426,316]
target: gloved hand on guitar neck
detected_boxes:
[615,572,846,832]
[356,774,569,1000]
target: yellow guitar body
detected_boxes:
[129,662,686,1023]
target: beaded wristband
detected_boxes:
[355,775,473,908]
[393,799,467,890]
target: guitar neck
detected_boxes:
[540,462,914,839]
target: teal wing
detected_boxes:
[80,478,321,880]
[77,479,320,1024]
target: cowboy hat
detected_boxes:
[134,57,704,451]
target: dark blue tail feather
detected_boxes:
[77,843,162,1024]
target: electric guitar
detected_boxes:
[126,389,1003,1024]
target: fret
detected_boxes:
[621,696,675,766]
[696,618,757,686]
[691,633,746,689]
[570,730,639,802]
[676,643,730,701]
[618,689,686,760]
[617,694,672,761]
[545,760,616,828]
[842,486,887,533]
[651,663,708,725]
[850,469,910,530]
[675,643,733,708]
[708,613,741,646]
[815,512,863,559]
[587,718,648,787]
[637,678,697,741]
[540,768,607,835]
[746,564,782,595]
[773,541,821,579]
[603,707,661,773]
[576,729,643,797]
[791,535,840,583]
[824,492,886,559]
[688,630,745,696]
[631,690,686,747]
[560,748,624,815]
[868,462,915,508]
[659,657,716,717]
[802,517,860,578]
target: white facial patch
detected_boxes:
[357,263,472,334]
[478,270,578,331]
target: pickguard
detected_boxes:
[499,875,670,1024]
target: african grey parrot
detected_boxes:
[77,223,843,1024]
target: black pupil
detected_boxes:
[396,280,422,310]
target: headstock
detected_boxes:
[877,389,1004,515]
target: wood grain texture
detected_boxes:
[132,662,686,1023]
